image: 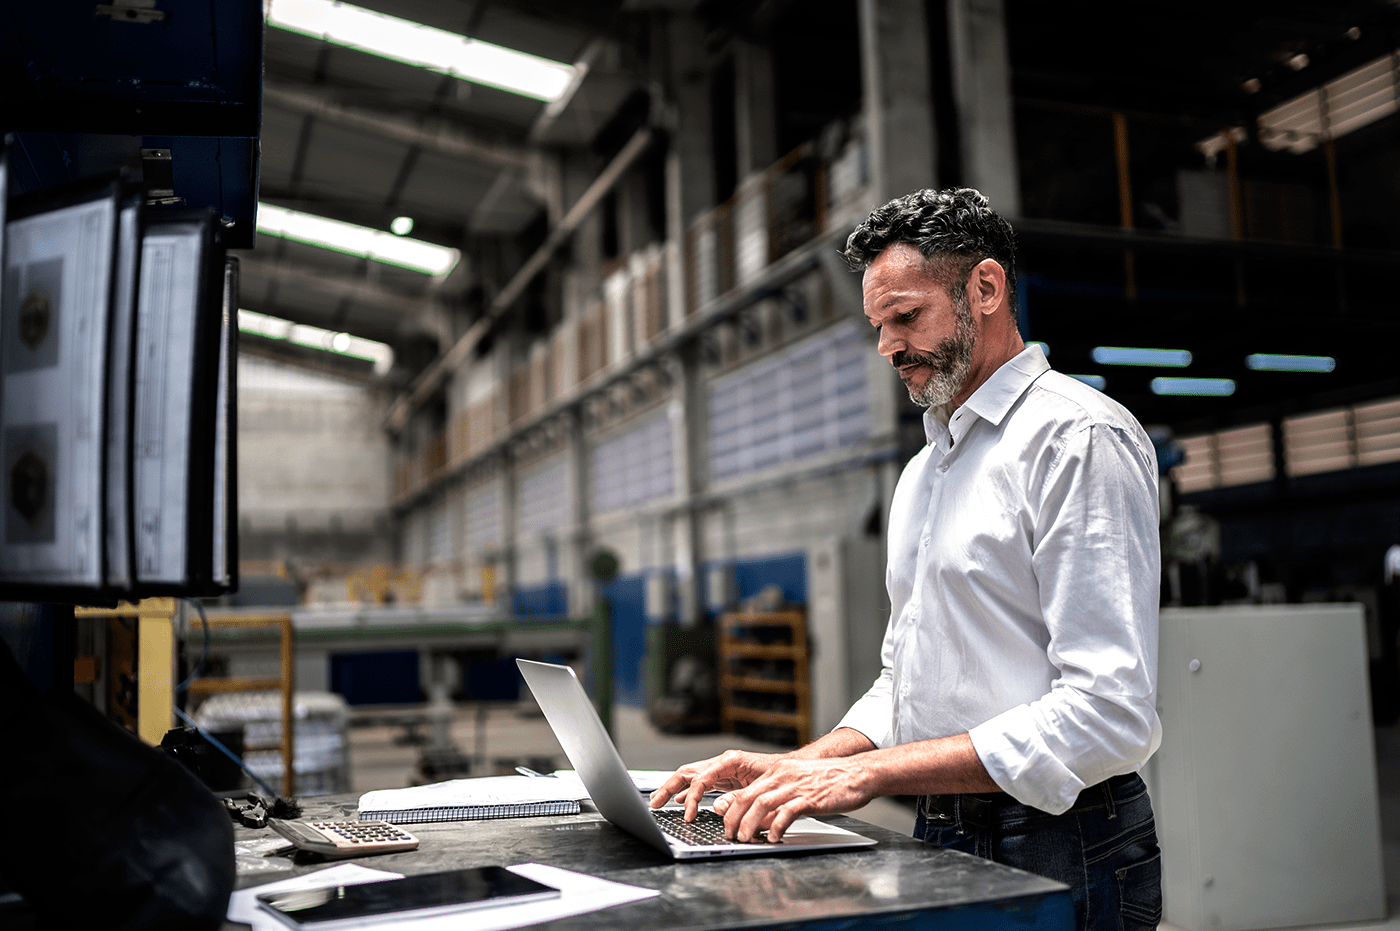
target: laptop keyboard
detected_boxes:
[652,809,772,845]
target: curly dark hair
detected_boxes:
[842,187,1017,306]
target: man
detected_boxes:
[650,188,1163,931]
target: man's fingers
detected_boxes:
[765,802,805,843]
[722,783,778,841]
[736,788,786,842]
[649,771,693,808]
[683,773,713,821]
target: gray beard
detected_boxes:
[905,300,976,409]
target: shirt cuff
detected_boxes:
[834,694,893,749]
[968,705,1087,815]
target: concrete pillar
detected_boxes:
[496,340,519,609]
[665,347,705,626]
[664,12,716,328]
[947,0,1022,216]
[566,410,595,617]
[734,38,778,178]
[858,0,938,203]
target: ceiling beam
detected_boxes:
[237,255,455,348]
[384,123,656,432]
[262,80,534,171]
[239,255,441,318]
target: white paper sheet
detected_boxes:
[231,862,659,930]
[229,863,403,925]
[357,775,590,816]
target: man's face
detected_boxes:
[862,243,976,409]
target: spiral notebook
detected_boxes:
[358,775,591,824]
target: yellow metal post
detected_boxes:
[136,599,178,745]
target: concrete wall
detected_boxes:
[237,355,393,565]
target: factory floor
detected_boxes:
[346,707,1400,930]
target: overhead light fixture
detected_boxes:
[239,309,394,374]
[1069,374,1106,390]
[265,0,576,102]
[1245,353,1336,373]
[1241,78,1262,94]
[1151,377,1236,397]
[257,203,459,276]
[390,216,414,236]
[1091,346,1193,367]
[1288,53,1311,71]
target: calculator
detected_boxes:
[268,819,420,859]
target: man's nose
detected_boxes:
[877,327,903,359]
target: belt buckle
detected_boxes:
[923,795,954,823]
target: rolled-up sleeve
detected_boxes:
[968,422,1162,814]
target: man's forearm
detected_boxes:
[787,730,1000,796]
[785,727,878,760]
[859,732,1001,797]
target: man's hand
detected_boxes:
[710,756,874,842]
[648,749,779,823]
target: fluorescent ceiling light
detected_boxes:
[239,309,394,374]
[1245,353,1336,373]
[257,203,459,276]
[266,0,576,102]
[390,216,414,236]
[1069,374,1105,390]
[1151,377,1236,397]
[1092,346,1193,367]
[1202,50,1400,157]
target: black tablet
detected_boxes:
[255,866,560,928]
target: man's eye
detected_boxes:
[897,311,917,323]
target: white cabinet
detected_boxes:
[1148,605,1385,931]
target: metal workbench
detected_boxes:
[225,792,1073,931]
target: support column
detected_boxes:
[566,410,595,617]
[498,451,518,613]
[664,12,716,327]
[947,0,1022,216]
[734,38,778,179]
[859,0,937,204]
[666,347,705,626]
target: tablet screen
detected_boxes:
[256,866,559,927]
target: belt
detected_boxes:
[923,772,1138,831]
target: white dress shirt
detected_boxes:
[837,344,1162,815]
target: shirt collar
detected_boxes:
[923,344,1050,445]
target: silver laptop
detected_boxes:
[516,659,877,859]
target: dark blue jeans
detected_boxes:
[914,773,1162,931]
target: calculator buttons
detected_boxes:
[270,819,420,859]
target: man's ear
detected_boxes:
[968,258,1006,316]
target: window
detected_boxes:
[517,456,571,536]
[592,413,674,514]
[709,321,869,483]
